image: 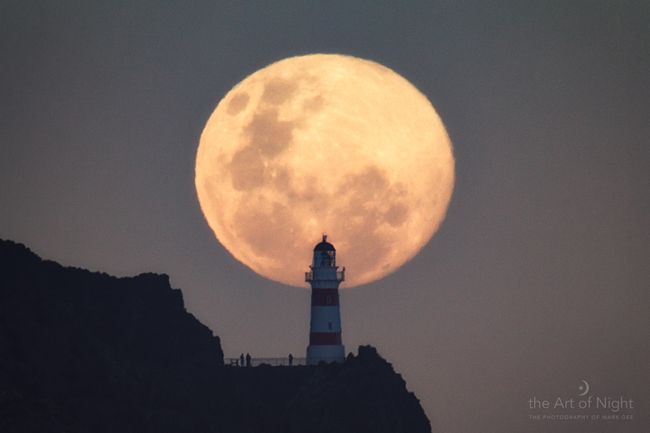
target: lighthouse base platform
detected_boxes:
[307,344,345,365]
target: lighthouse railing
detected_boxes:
[225,357,347,367]
[305,269,345,282]
[225,357,308,367]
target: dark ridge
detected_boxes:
[0,239,431,433]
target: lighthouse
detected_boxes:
[305,235,346,365]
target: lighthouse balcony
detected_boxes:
[305,269,345,282]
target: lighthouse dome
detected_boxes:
[314,235,335,252]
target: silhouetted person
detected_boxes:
[239,353,244,367]
[288,353,293,366]
[245,353,251,367]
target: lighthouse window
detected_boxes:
[321,252,331,266]
[328,322,332,330]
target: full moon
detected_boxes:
[195,54,454,288]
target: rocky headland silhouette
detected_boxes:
[0,239,430,433]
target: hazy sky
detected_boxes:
[1,2,648,432]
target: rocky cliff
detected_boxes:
[0,239,430,433]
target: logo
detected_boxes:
[527,379,635,423]
[577,379,590,396]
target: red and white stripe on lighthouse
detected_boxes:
[305,235,345,365]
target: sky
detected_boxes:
[1,1,648,432]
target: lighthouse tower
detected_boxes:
[305,235,346,365]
